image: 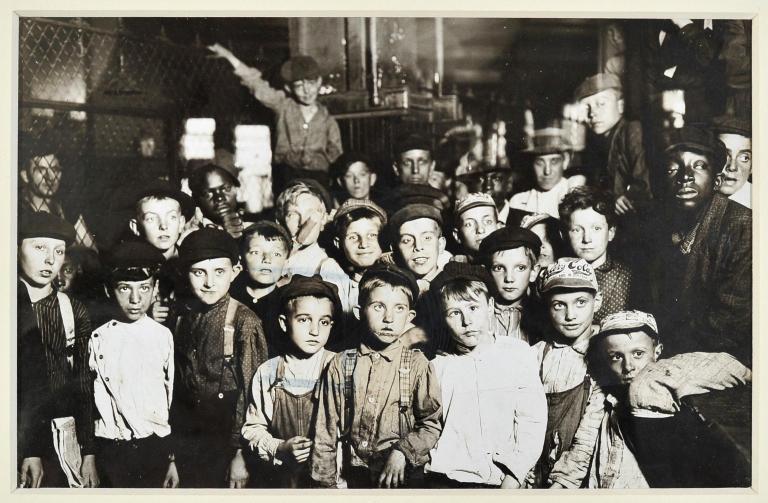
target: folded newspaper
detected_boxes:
[51,417,84,488]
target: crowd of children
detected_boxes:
[17,42,751,490]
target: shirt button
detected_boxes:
[93,333,99,338]
[367,396,375,404]
[372,353,380,360]
[361,440,368,448]
[111,322,117,327]
[99,355,103,359]
[302,123,309,129]
[105,377,109,382]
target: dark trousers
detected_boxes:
[96,434,170,488]
[424,471,498,489]
[344,464,426,489]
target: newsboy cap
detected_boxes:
[280,55,321,83]
[360,262,420,302]
[178,227,240,267]
[663,126,721,155]
[711,115,751,138]
[429,261,492,296]
[478,226,542,262]
[388,203,443,245]
[103,240,165,281]
[454,192,497,220]
[133,180,196,220]
[574,72,623,102]
[19,211,76,245]
[277,274,341,312]
[394,132,433,156]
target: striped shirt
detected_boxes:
[17,280,95,459]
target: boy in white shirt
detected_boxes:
[425,262,547,488]
[90,240,177,487]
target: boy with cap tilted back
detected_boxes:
[208,44,342,190]
[242,275,340,488]
[424,262,547,488]
[17,212,99,488]
[452,192,503,263]
[172,228,269,488]
[549,310,751,488]
[311,263,442,488]
[89,241,177,488]
[529,258,602,487]
[478,226,544,343]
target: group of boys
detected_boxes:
[17,52,751,490]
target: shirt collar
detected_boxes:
[359,337,404,361]
[594,254,615,272]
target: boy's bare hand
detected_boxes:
[378,449,406,488]
[207,43,241,69]
[162,461,179,488]
[615,195,635,215]
[80,454,100,487]
[277,436,313,464]
[226,450,249,488]
[150,301,170,323]
[19,457,43,488]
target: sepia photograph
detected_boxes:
[13,11,753,492]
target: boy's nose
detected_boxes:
[725,158,738,172]
[44,251,56,264]
[382,308,394,323]
[623,359,635,373]
[129,289,141,304]
[543,164,552,176]
[582,230,592,243]
[261,254,272,264]
[309,321,320,336]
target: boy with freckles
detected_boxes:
[172,228,268,488]
[311,264,442,488]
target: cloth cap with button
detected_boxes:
[133,180,196,220]
[277,274,342,314]
[597,310,660,340]
[360,262,420,303]
[178,227,240,268]
[19,211,76,246]
[523,127,572,155]
[394,132,433,156]
[664,126,722,155]
[429,261,492,297]
[537,257,599,295]
[454,192,497,219]
[388,203,443,245]
[104,240,166,281]
[333,198,388,225]
[280,55,321,83]
[711,115,751,138]
[478,226,542,263]
[574,72,623,102]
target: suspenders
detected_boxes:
[216,297,239,399]
[57,292,76,369]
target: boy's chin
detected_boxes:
[195,292,227,305]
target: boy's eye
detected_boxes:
[633,350,646,358]
[463,221,475,229]
[35,244,45,251]
[273,252,283,258]
[140,285,152,292]
[296,316,309,323]
[192,270,204,277]
[576,299,587,306]
[738,153,751,163]
[446,310,459,318]
[516,264,528,271]
[491,265,503,272]
[216,269,226,275]
[610,354,623,362]
[395,305,406,313]
[400,237,413,246]
[693,160,708,170]
[666,163,679,175]
[55,248,65,255]
[552,302,564,310]
[469,305,478,312]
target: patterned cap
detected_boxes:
[537,257,599,294]
[574,72,622,101]
[598,310,659,337]
[454,192,497,219]
[333,198,388,224]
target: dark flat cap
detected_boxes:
[380,184,448,215]
[711,115,751,137]
[280,55,321,83]
[104,240,165,280]
[360,262,420,302]
[331,151,377,178]
[574,72,622,102]
[133,180,195,220]
[478,226,542,262]
[664,126,720,154]
[394,132,433,156]
[388,203,443,244]
[429,261,492,296]
[277,274,341,312]
[19,211,76,245]
[178,227,240,267]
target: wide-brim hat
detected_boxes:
[522,127,572,155]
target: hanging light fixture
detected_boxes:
[102,17,143,96]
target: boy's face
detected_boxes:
[288,77,322,106]
[664,149,715,214]
[112,278,155,322]
[198,170,238,223]
[56,257,79,292]
[22,154,62,198]
[718,133,752,196]
[442,293,491,350]
[283,192,326,247]
[341,217,383,269]
[341,162,377,200]
[533,153,567,191]
[547,289,597,340]
[530,223,555,267]
[566,208,615,265]
[397,218,445,278]
[19,237,66,288]
[363,285,415,346]
[489,247,538,303]
[279,296,334,356]
[599,330,662,385]
[132,198,185,252]
[455,206,500,253]
[244,234,288,286]
[188,257,241,305]
[581,89,624,136]
[394,149,434,185]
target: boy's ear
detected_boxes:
[593,291,603,313]
[128,219,141,237]
[278,314,288,333]
[103,284,112,299]
[452,229,461,246]
[392,161,401,178]
[19,169,29,185]
[231,262,243,279]
[406,309,417,324]
[530,262,542,283]
[438,235,446,253]
[608,225,617,243]
[352,304,361,321]
[617,97,625,115]
[369,173,378,187]
[562,152,572,170]
[654,342,663,360]
[333,236,340,250]
[283,84,292,95]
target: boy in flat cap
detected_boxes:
[655,126,751,366]
[712,115,751,209]
[452,192,503,263]
[499,128,585,222]
[550,310,751,488]
[311,264,442,488]
[392,132,436,187]
[424,262,546,488]
[528,258,602,487]
[208,44,342,191]
[242,275,340,488]
[478,226,544,343]
[89,241,177,488]
[17,212,99,487]
[575,73,652,214]
[172,228,269,488]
